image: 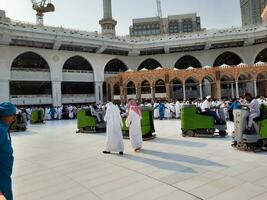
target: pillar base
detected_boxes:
[52,81,62,107]
[99,19,117,37]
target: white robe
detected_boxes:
[164,103,171,119]
[153,103,159,118]
[175,101,181,118]
[104,104,124,152]
[126,110,143,150]
[170,103,175,118]
[58,107,62,120]
[45,108,51,120]
[69,110,74,119]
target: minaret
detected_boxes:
[99,0,117,37]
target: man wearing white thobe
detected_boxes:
[103,102,124,155]
[175,100,181,118]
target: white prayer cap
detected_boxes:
[206,96,212,99]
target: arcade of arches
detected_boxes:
[6,49,267,105]
[106,65,267,102]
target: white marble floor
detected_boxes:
[11,119,267,200]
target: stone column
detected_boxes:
[110,84,114,101]
[103,0,112,19]
[95,81,104,104]
[215,80,221,100]
[235,81,239,98]
[99,0,117,36]
[253,80,258,97]
[183,84,186,100]
[231,82,235,99]
[0,80,10,103]
[166,83,171,101]
[120,86,125,103]
[136,87,141,101]
[52,81,61,107]
[151,86,155,103]
[264,81,267,97]
[199,84,203,99]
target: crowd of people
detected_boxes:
[13,95,267,129]
[15,104,105,122]
[1,94,267,200]
[131,96,267,123]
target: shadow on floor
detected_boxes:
[11,130,38,137]
[148,137,207,148]
[141,149,228,168]
[124,154,197,173]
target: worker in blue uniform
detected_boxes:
[0,102,16,200]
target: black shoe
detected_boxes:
[102,151,111,154]
[119,152,124,155]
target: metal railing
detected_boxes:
[11,67,50,72]
[10,94,52,98]
[62,69,93,74]
[4,18,267,44]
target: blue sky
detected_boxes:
[1,0,241,35]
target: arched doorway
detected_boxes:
[140,80,151,100]
[257,72,267,97]
[213,52,243,67]
[114,82,120,96]
[126,81,136,100]
[170,79,183,100]
[11,52,50,71]
[175,55,202,69]
[10,52,52,105]
[185,77,200,100]
[63,56,93,72]
[104,59,128,74]
[220,75,236,99]
[202,76,214,99]
[138,59,162,71]
[238,73,254,97]
[62,56,95,104]
[104,59,128,102]
[155,79,166,99]
[255,48,267,63]
[113,82,121,101]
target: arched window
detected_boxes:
[105,59,128,73]
[213,52,243,67]
[11,52,49,71]
[63,56,93,72]
[141,80,151,94]
[175,55,201,69]
[114,83,120,95]
[155,79,166,93]
[255,48,267,63]
[127,81,136,94]
[138,59,162,71]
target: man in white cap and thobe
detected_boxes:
[201,96,224,124]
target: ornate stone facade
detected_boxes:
[106,65,267,102]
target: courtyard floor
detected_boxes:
[11,119,267,200]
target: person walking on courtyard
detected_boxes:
[126,100,143,152]
[153,101,159,119]
[103,102,124,155]
[175,100,181,118]
[0,102,17,200]
[157,101,166,120]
